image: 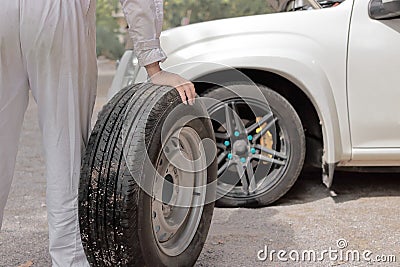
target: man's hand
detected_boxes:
[145,62,196,105]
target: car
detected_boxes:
[108,0,400,207]
[279,0,344,12]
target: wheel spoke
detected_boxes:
[251,153,286,166]
[230,101,245,133]
[234,163,249,194]
[252,117,278,143]
[216,142,226,149]
[217,151,228,164]
[214,132,229,140]
[247,161,257,193]
[246,113,273,134]
[224,104,235,136]
[254,144,287,160]
[218,161,229,176]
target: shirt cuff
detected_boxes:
[133,39,167,67]
[136,47,167,67]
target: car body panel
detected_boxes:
[347,0,400,151]
[135,1,356,166]
[109,0,400,188]
[343,148,400,166]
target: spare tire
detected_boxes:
[79,83,217,266]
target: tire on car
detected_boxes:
[202,83,305,207]
[79,83,217,266]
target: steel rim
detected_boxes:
[208,97,290,199]
[151,126,207,256]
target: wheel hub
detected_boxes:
[211,98,288,197]
[154,157,191,243]
[161,171,178,218]
[151,127,207,256]
[232,139,248,156]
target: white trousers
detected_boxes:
[0,0,97,266]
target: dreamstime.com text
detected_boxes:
[257,239,397,264]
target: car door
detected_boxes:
[347,0,400,153]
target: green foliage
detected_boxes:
[163,0,274,29]
[97,0,120,31]
[96,26,125,60]
[95,0,274,58]
[96,0,122,59]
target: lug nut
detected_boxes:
[224,140,230,146]
[240,157,246,163]
[247,135,253,141]
[234,131,240,137]
[251,148,256,154]
[227,153,233,160]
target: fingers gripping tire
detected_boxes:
[79,84,217,266]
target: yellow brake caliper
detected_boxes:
[256,117,273,163]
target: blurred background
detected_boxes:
[96,0,276,60]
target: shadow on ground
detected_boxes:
[276,170,400,206]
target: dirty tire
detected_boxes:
[202,84,305,207]
[79,83,217,266]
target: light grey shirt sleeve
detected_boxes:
[120,0,167,67]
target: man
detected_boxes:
[0,0,195,266]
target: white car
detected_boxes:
[109,0,400,207]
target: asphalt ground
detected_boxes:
[0,62,399,266]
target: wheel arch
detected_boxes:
[193,67,341,186]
